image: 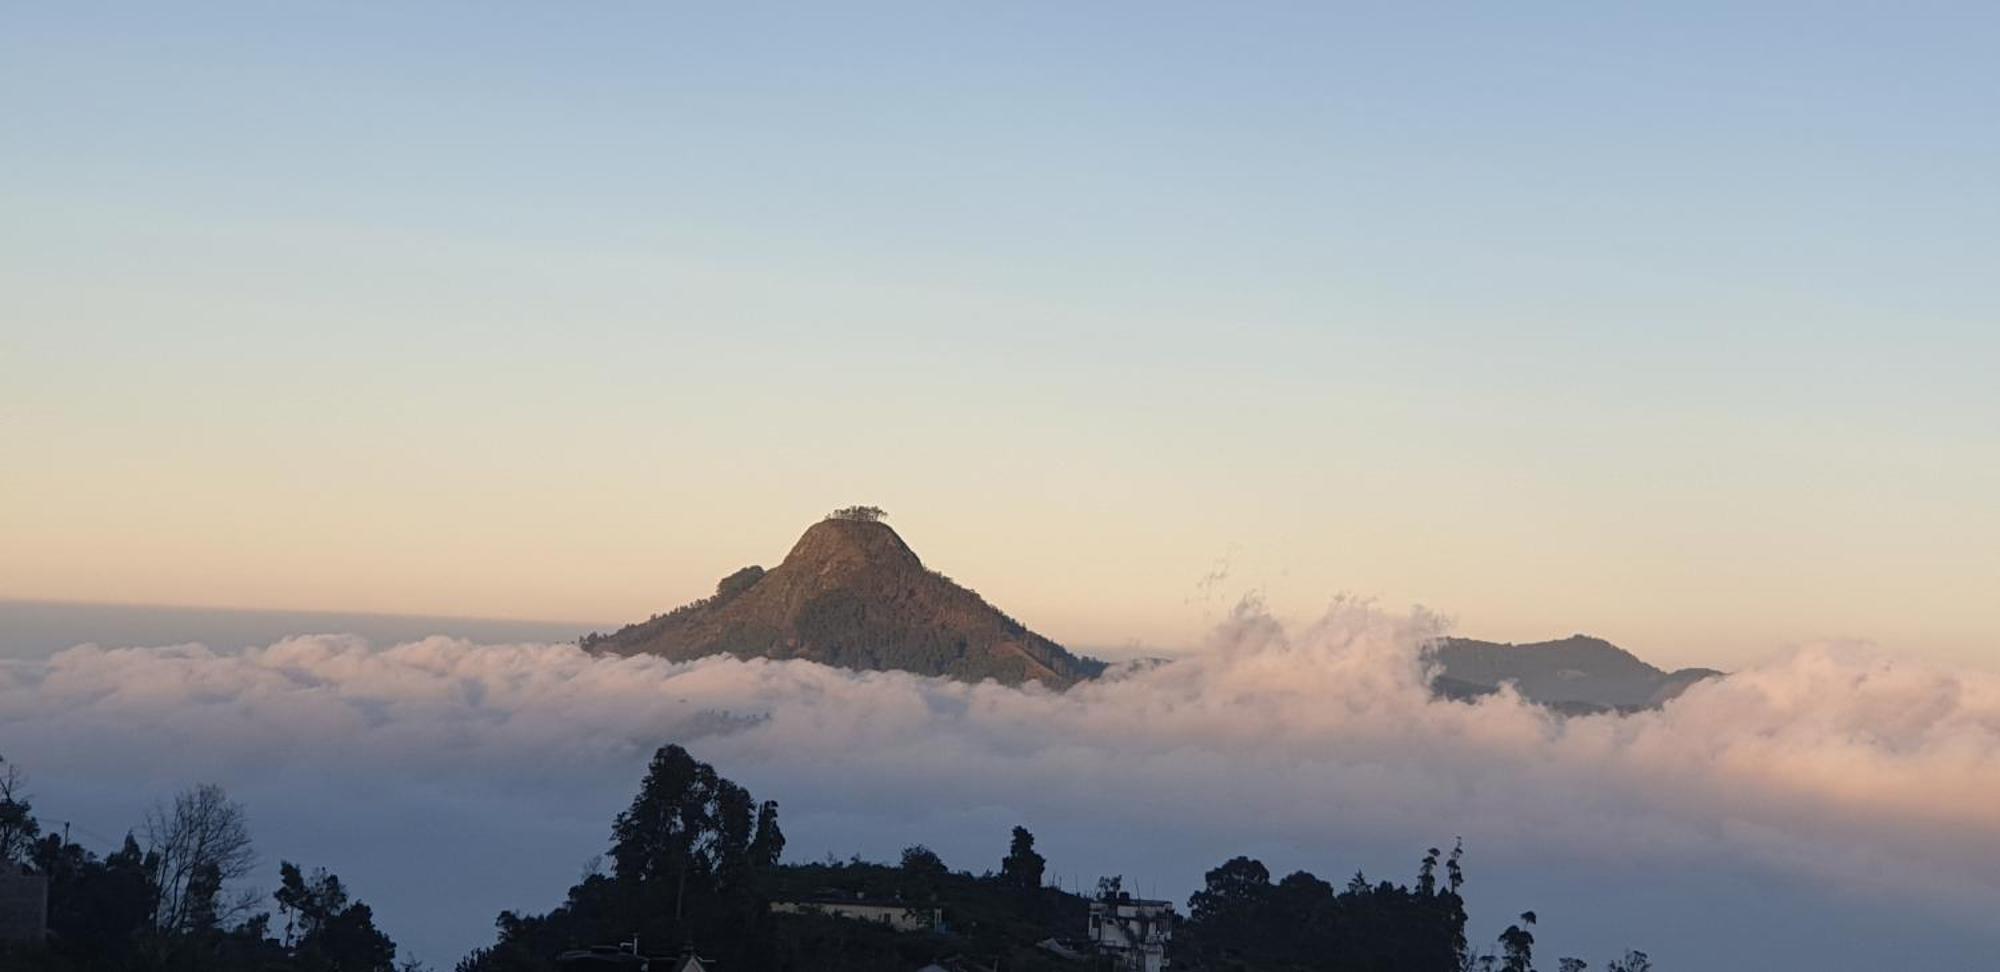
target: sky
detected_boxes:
[4,8,2000,969]
[5,2,1999,674]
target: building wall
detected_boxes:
[1089,899,1175,972]
[770,900,940,933]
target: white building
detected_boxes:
[770,895,942,932]
[1088,896,1175,972]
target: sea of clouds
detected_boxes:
[3,599,1996,969]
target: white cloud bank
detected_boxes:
[3,600,1996,969]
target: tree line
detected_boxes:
[0,755,403,971]
[1,746,1655,971]
[456,746,1653,971]
[1177,848,1650,972]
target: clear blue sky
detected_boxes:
[4,3,1997,670]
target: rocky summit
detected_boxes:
[589,512,1106,687]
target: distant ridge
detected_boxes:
[1428,634,1722,714]
[590,511,1105,687]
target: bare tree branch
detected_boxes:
[0,754,40,865]
[144,783,257,933]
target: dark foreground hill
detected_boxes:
[590,514,1106,687]
[1429,635,1722,714]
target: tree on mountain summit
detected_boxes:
[828,505,887,522]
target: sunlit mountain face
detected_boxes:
[588,515,1105,687]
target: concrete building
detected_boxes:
[553,941,712,972]
[770,895,942,932]
[0,867,47,945]
[1088,895,1175,972]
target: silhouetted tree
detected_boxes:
[1184,847,1473,972]
[827,505,887,523]
[611,743,726,919]
[1190,855,1272,923]
[28,831,154,967]
[183,860,225,933]
[277,861,348,945]
[1499,911,1538,972]
[0,755,39,865]
[1605,951,1652,972]
[145,783,257,934]
[464,744,786,972]
[750,799,785,869]
[6,779,411,972]
[1187,855,1272,963]
[900,844,948,877]
[300,893,396,970]
[999,825,1045,893]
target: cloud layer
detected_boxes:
[4,601,1996,969]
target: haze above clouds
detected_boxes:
[4,602,1995,969]
[6,3,1999,670]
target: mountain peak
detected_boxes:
[783,517,924,576]
[590,514,1105,687]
